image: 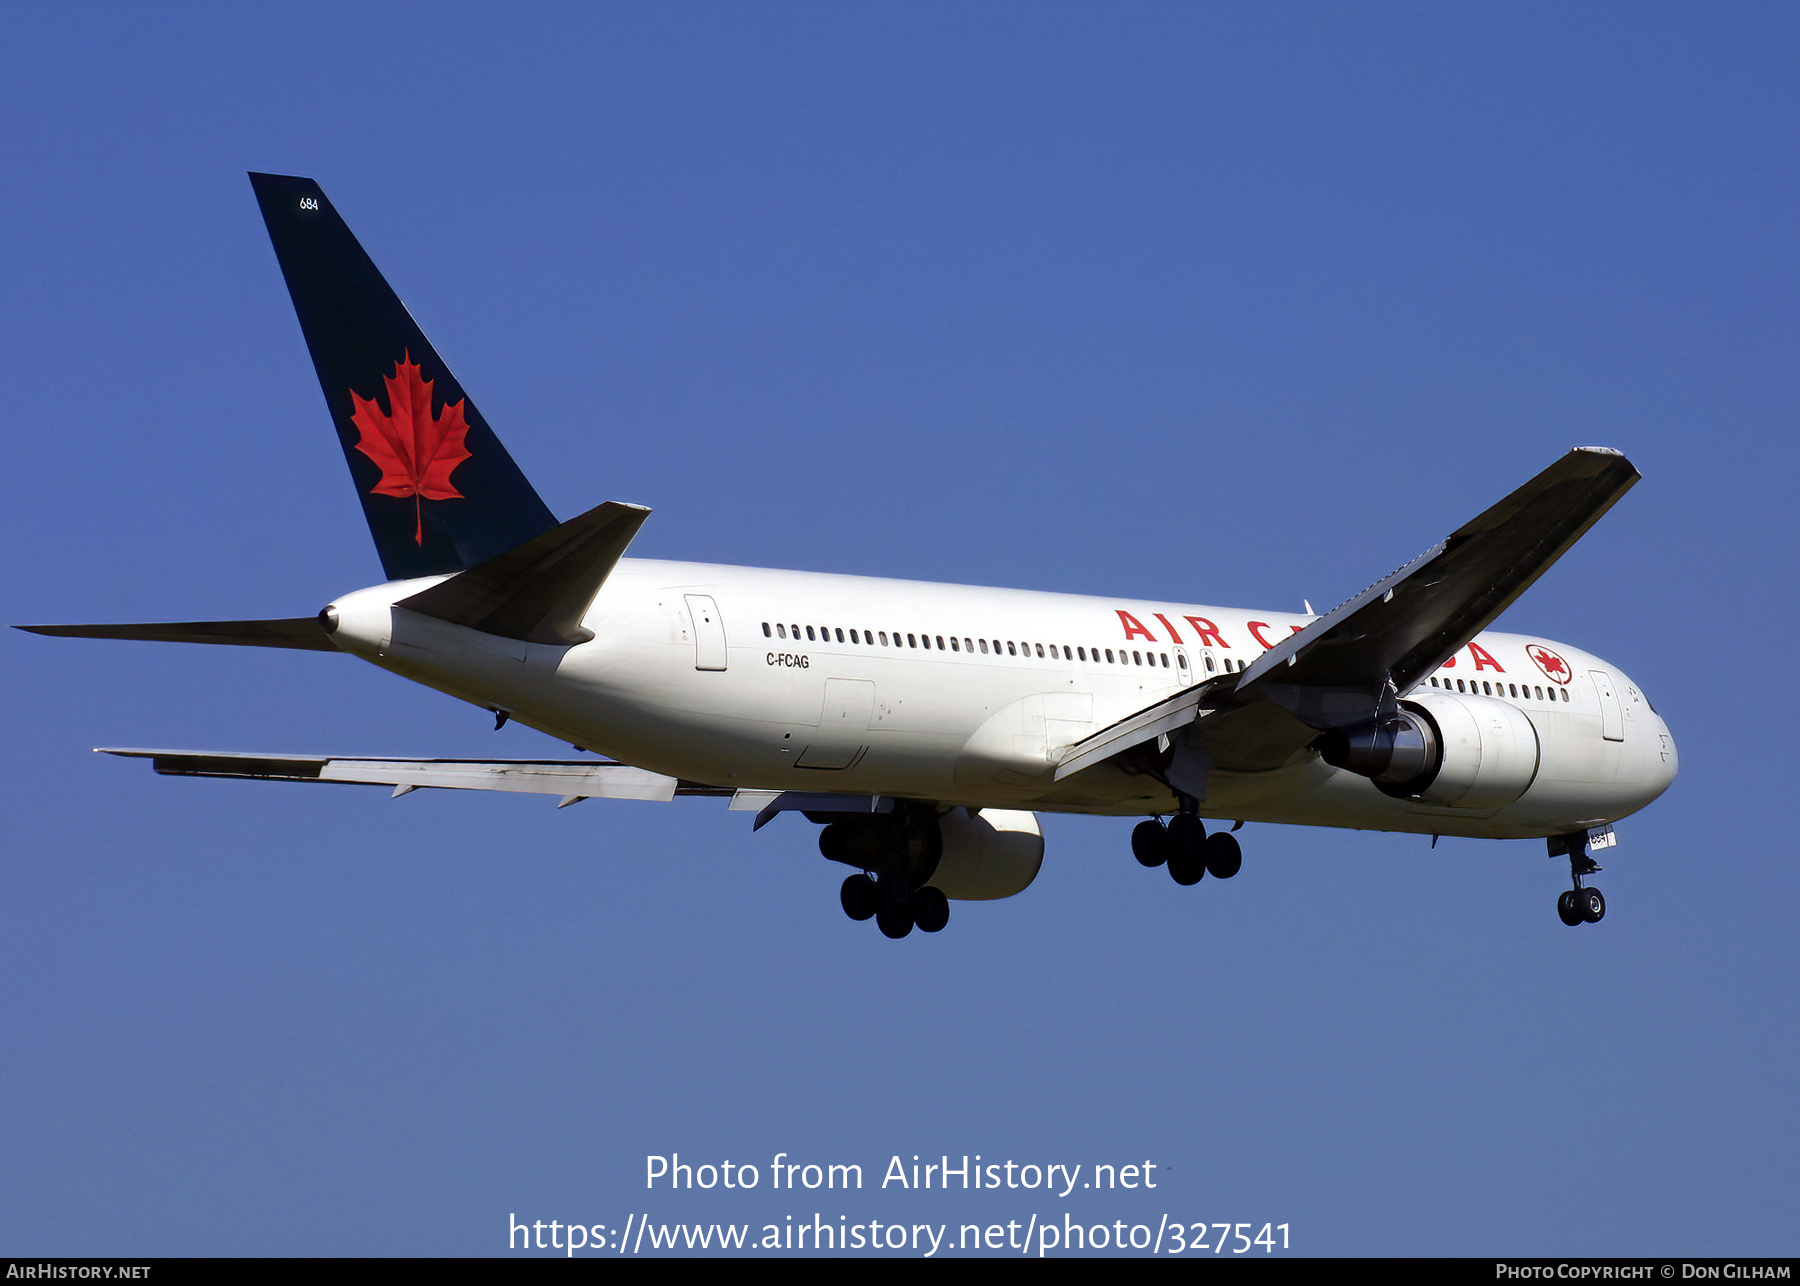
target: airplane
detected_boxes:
[19,172,1679,939]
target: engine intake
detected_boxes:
[1318,691,1543,810]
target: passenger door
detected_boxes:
[684,594,727,671]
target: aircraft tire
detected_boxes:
[1165,815,1206,885]
[1579,887,1606,923]
[876,904,914,939]
[840,874,878,922]
[1204,831,1243,879]
[1556,890,1584,926]
[1168,850,1205,885]
[1132,819,1170,867]
[911,887,950,933]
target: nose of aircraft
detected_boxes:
[1643,706,1679,804]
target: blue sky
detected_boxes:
[2,1,1794,1257]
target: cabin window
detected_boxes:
[1077,647,1087,661]
[791,624,801,639]
[877,631,887,646]
[762,622,771,637]
[1177,653,1187,669]
[1105,649,1115,662]
[1457,679,1466,693]
[907,633,917,648]
[1031,643,1041,658]
[833,628,843,642]
[979,639,989,654]
[805,626,816,641]
[1161,653,1169,667]
[964,638,973,652]
[1007,642,1017,656]
[936,635,946,650]
[1561,687,1570,702]
[1509,683,1518,697]
[950,637,959,652]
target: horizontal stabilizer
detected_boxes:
[17,617,337,651]
[100,748,730,801]
[397,500,650,645]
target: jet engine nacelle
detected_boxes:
[928,808,1044,901]
[1402,690,1541,808]
[818,807,1044,900]
[1320,691,1541,810]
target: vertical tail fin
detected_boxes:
[249,172,558,580]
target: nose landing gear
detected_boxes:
[1550,832,1606,926]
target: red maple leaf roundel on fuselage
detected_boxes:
[348,353,473,544]
[1528,644,1572,683]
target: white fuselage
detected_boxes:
[325,558,1678,839]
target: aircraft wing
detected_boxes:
[1057,447,1639,783]
[1237,447,1638,698]
[99,748,731,805]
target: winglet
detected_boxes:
[396,500,650,645]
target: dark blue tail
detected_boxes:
[250,172,557,580]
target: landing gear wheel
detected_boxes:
[1556,889,1583,926]
[1204,831,1242,879]
[840,874,878,922]
[876,904,914,939]
[1132,819,1170,868]
[910,886,950,933]
[1168,850,1206,885]
[1166,814,1207,886]
[1578,887,1606,923]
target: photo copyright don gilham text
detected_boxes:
[506,1153,1293,1257]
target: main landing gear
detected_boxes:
[1551,833,1606,927]
[839,873,949,939]
[821,805,949,940]
[1131,811,1242,887]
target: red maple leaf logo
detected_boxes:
[1528,645,1571,682]
[348,353,472,545]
